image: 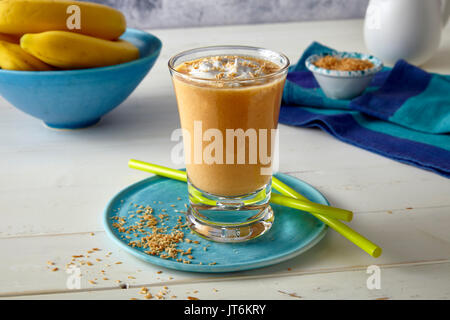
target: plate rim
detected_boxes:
[103,172,329,273]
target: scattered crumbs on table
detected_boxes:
[120,283,129,289]
[45,198,226,300]
[278,290,302,299]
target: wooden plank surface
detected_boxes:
[4,262,450,300]
[1,19,449,299]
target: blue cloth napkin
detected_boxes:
[280,42,450,178]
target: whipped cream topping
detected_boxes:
[181,56,279,81]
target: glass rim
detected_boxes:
[168,45,290,83]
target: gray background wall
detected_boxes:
[92,0,369,29]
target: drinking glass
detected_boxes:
[169,46,289,242]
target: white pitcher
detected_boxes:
[364,0,450,66]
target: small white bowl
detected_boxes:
[305,52,383,100]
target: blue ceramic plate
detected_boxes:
[103,172,328,273]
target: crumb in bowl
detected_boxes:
[314,55,374,71]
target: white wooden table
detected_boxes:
[1,19,450,300]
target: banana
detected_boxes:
[21,31,140,69]
[0,0,126,40]
[0,40,54,71]
[0,33,20,44]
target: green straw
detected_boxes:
[272,175,382,258]
[128,160,382,258]
[129,160,352,222]
[270,193,353,221]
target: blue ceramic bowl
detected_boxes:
[0,29,162,129]
[306,52,383,100]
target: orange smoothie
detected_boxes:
[172,55,287,197]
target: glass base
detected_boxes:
[186,205,274,243]
[186,179,274,242]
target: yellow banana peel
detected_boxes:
[0,0,126,40]
[0,40,54,71]
[20,31,140,69]
[0,33,21,44]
